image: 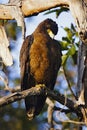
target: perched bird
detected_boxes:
[20,18,62,120]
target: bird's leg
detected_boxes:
[34,84,46,94]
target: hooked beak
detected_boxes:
[47,29,55,39]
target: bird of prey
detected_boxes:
[20,18,62,120]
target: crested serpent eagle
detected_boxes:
[20,19,62,120]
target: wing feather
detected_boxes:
[20,35,34,90]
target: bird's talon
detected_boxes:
[35,84,45,88]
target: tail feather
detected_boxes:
[25,95,46,120]
[27,107,35,120]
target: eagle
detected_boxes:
[20,19,62,120]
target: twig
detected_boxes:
[0,75,21,93]
[4,86,21,93]
[53,92,72,114]
[0,75,9,89]
[63,66,77,100]
[46,98,54,129]
[58,91,67,113]
[55,118,85,125]
[54,106,72,114]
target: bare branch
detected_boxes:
[0,0,69,20]
[63,66,77,100]
[0,75,9,89]
[46,98,54,129]
[0,84,46,107]
[4,86,21,93]
[22,0,69,16]
[0,84,78,114]
[55,117,85,125]
[54,106,72,114]
[0,74,21,93]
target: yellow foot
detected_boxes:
[35,84,45,88]
[35,84,46,92]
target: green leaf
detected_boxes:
[71,23,76,32]
[67,44,76,56]
[64,27,73,40]
[44,9,58,15]
[60,41,69,50]
[62,54,68,65]
[56,7,69,18]
[44,7,69,18]
[62,37,71,43]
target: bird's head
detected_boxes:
[37,19,58,39]
[44,19,58,35]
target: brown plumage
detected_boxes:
[20,19,62,120]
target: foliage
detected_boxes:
[62,24,79,64]
[45,7,69,18]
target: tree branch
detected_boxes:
[54,106,72,114]
[22,0,69,16]
[69,0,87,43]
[0,0,69,20]
[0,85,46,107]
[47,89,77,113]
[0,84,81,117]
[63,66,77,100]
[46,98,54,129]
